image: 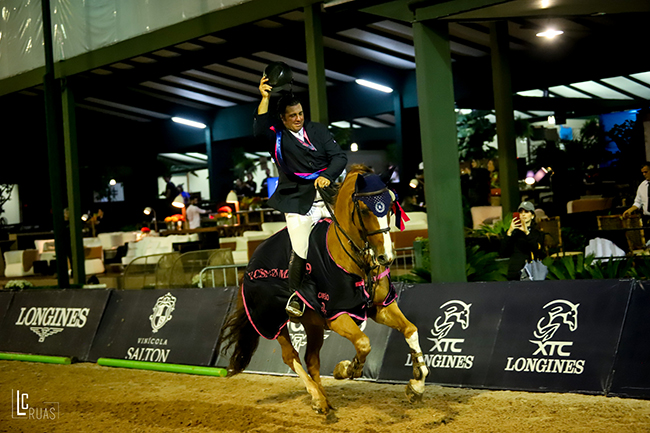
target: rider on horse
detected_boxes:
[254,74,347,317]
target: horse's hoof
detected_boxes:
[325,411,339,424]
[405,381,424,403]
[333,360,351,380]
[312,400,330,414]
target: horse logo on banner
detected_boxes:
[149,293,176,333]
[429,300,472,340]
[534,299,579,342]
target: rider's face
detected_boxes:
[281,103,304,133]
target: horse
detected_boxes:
[219,164,429,415]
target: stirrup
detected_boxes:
[286,292,305,317]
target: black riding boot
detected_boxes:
[286,252,307,317]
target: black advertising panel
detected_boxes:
[609,280,650,398]
[378,282,508,387]
[485,279,633,394]
[89,287,236,366]
[235,319,391,379]
[0,289,111,360]
[0,291,13,325]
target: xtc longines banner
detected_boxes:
[88,287,236,366]
[378,282,509,387]
[484,279,632,393]
[0,289,112,360]
[378,280,635,394]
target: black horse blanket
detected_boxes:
[242,219,398,339]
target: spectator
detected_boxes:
[502,201,546,281]
[186,197,207,229]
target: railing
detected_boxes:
[198,263,247,288]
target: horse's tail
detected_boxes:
[219,289,260,376]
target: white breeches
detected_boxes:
[285,193,331,259]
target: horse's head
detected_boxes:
[336,165,395,267]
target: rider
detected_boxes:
[254,76,348,317]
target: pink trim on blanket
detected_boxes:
[328,310,367,322]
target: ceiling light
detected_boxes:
[172,117,207,129]
[355,79,393,93]
[536,29,564,39]
[547,115,556,125]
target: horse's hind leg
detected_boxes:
[277,327,331,414]
[328,314,370,380]
[372,302,429,403]
[302,321,331,407]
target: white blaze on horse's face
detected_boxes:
[375,215,394,265]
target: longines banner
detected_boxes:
[89,287,236,366]
[0,289,111,360]
[378,280,634,394]
[484,279,632,394]
[378,282,509,387]
[608,280,650,398]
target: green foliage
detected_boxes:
[543,254,635,280]
[473,214,512,240]
[0,183,15,215]
[457,110,497,161]
[394,243,507,283]
[231,147,257,180]
[560,227,588,253]
[465,245,508,282]
[626,257,650,280]
[329,126,353,149]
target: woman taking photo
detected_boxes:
[502,201,546,281]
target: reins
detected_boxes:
[317,183,391,304]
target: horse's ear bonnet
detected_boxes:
[354,174,392,218]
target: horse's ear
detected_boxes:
[355,173,367,192]
[379,166,395,185]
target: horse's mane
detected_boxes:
[322,164,374,206]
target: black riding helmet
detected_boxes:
[263,61,293,87]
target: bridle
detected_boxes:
[318,183,392,303]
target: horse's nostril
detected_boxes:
[377,255,393,266]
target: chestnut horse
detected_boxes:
[219,165,428,414]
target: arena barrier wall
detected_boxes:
[0,291,13,325]
[608,281,650,398]
[88,287,236,366]
[0,289,112,361]
[378,280,635,395]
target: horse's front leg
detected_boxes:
[372,301,429,402]
[277,327,331,414]
[328,314,369,380]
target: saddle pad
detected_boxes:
[242,220,397,339]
